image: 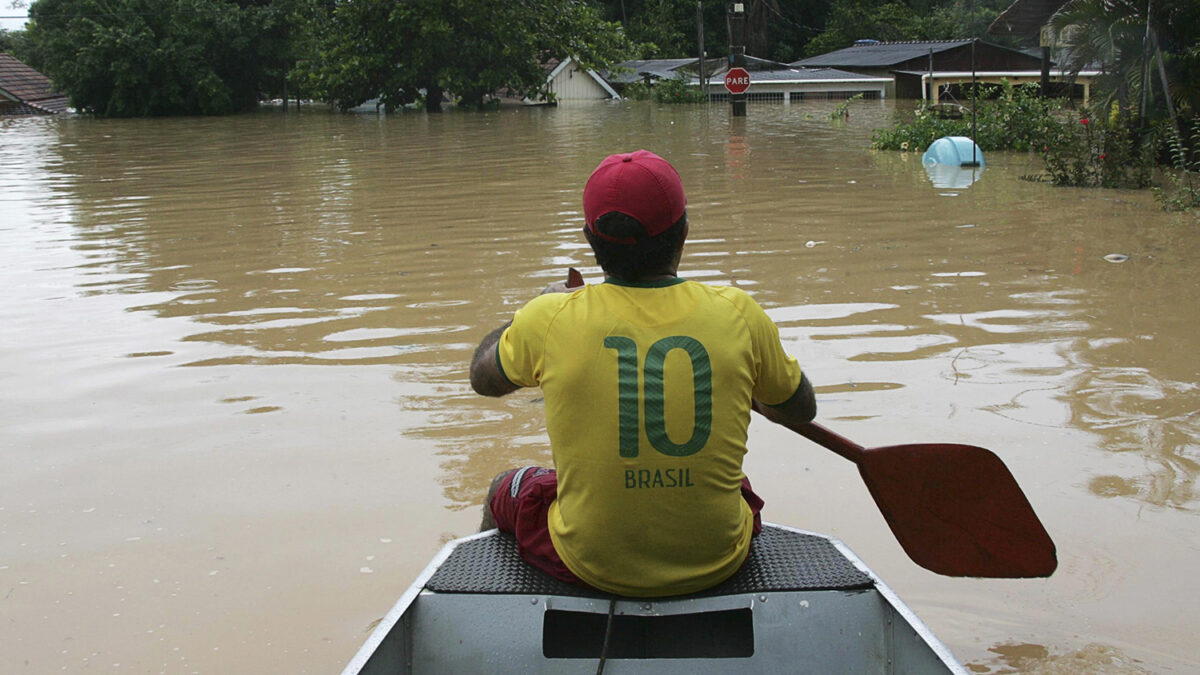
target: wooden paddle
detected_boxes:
[776,419,1058,578]
[567,267,584,288]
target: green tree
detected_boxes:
[803,0,1009,57]
[594,0,820,63]
[1,29,32,62]
[255,0,329,104]
[26,0,291,116]
[603,0,694,57]
[301,0,632,112]
[1051,0,1199,125]
[803,1,920,57]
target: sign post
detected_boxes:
[728,3,747,117]
[724,68,751,96]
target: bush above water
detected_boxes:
[623,75,708,104]
[871,82,1064,154]
[1035,106,1154,190]
[873,81,1190,201]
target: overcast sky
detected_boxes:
[2,1,28,32]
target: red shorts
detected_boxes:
[488,466,765,586]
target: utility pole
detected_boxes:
[697,2,707,96]
[728,2,746,117]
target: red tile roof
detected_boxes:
[0,53,70,114]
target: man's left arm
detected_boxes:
[470,322,520,397]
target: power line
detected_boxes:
[760,2,820,35]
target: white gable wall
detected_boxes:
[547,60,613,100]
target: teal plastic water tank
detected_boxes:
[922,136,985,167]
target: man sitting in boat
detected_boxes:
[469,150,817,597]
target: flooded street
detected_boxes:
[2,101,1198,673]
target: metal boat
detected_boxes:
[343,523,965,674]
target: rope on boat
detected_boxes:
[596,598,617,674]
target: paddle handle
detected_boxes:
[785,420,867,464]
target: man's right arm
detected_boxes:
[753,372,817,429]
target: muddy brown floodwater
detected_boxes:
[1,102,1198,674]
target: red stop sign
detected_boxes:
[724,67,751,94]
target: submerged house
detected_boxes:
[543,57,620,101]
[0,53,70,115]
[603,58,703,90]
[792,39,1093,101]
[602,56,890,102]
[705,64,890,102]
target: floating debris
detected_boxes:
[1103,254,1130,263]
[805,240,826,248]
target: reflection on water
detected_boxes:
[2,103,1199,673]
[1069,365,1200,507]
[971,642,1150,674]
[924,162,984,189]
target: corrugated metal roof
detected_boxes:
[0,53,68,114]
[716,66,891,84]
[793,40,975,68]
[603,58,889,89]
[603,59,697,84]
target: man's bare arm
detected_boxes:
[471,271,583,398]
[753,372,817,428]
[470,322,521,397]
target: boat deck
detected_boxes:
[344,524,965,674]
[425,524,874,598]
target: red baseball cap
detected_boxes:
[583,150,687,243]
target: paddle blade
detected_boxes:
[858,443,1057,578]
[566,267,584,288]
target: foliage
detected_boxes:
[0,28,32,62]
[1037,108,1154,189]
[597,0,694,58]
[25,0,291,116]
[803,0,1011,57]
[19,0,1030,116]
[592,0,1013,65]
[623,73,707,104]
[298,0,632,112]
[1051,0,1199,122]
[874,82,1161,192]
[1045,0,1198,206]
[829,93,864,120]
[872,82,1066,153]
[593,0,810,62]
[1154,116,1200,212]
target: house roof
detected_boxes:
[605,56,799,85]
[0,53,70,114]
[707,66,891,85]
[603,59,698,85]
[793,40,983,68]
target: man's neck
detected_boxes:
[605,272,678,284]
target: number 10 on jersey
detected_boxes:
[604,336,712,458]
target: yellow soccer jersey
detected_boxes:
[496,278,803,596]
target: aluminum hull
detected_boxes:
[343,523,965,674]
